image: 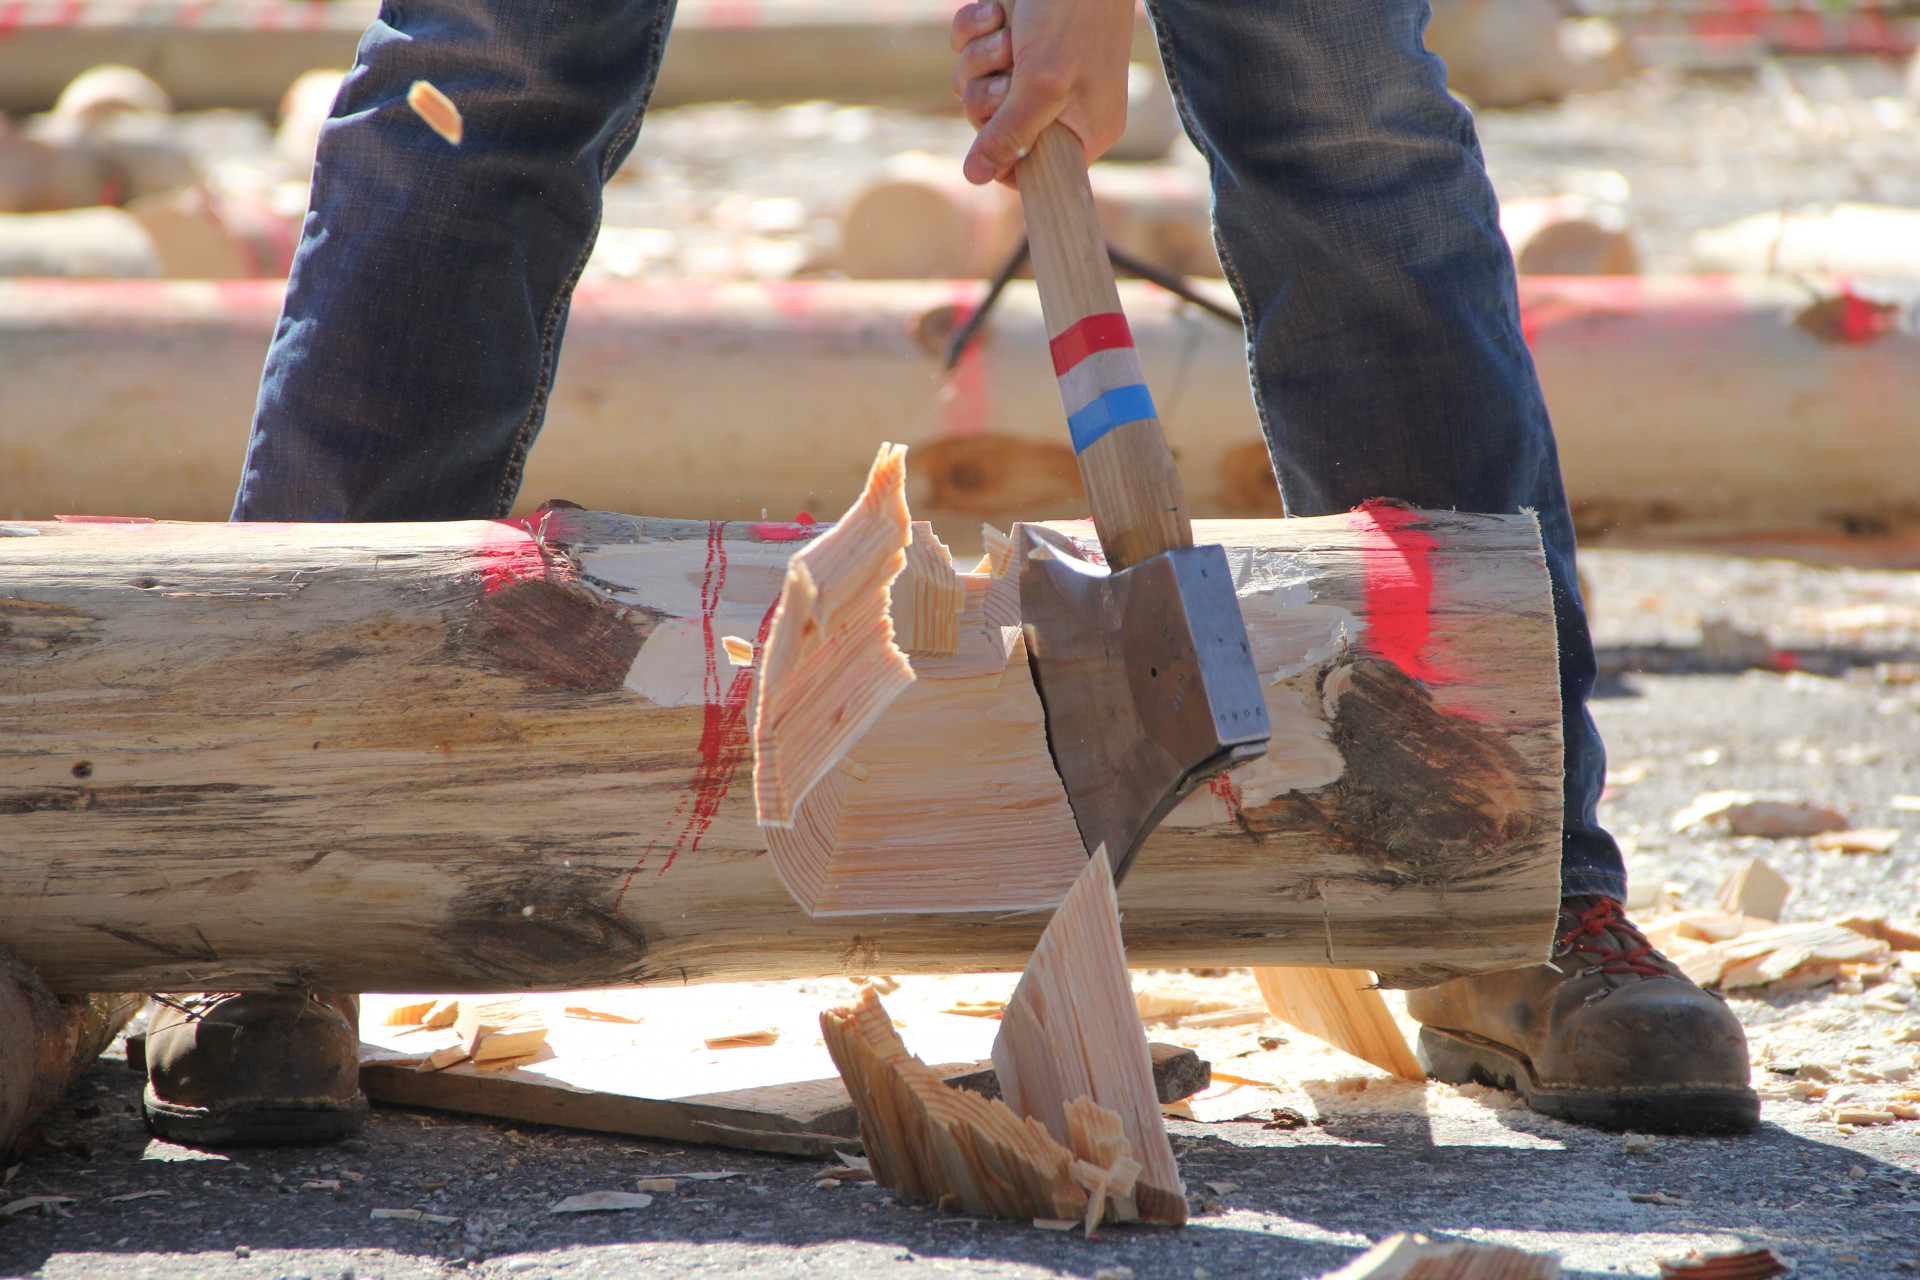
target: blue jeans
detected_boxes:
[234,0,1624,900]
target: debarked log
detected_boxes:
[0,505,1561,994]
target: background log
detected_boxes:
[5,278,1916,562]
[0,508,1560,994]
[0,948,140,1158]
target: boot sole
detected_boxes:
[143,1086,369,1148]
[1417,1026,1760,1135]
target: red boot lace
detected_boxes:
[1554,897,1666,977]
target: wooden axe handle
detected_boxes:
[1017,123,1193,570]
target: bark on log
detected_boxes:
[0,505,1560,993]
[0,948,140,1158]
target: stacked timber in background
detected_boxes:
[0,503,1562,994]
[0,0,1628,118]
[4,277,1916,561]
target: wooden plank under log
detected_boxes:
[0,493,1561,993]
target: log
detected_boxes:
[0,947,140,1158]
[0,0,1165,116]
[8,278,1918,560]
[1692,203,1920,281]
[0,500,1561,994]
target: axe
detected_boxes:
[1013,123,1272,883]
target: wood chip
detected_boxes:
[1715,858,1790,921]
[1658,1245,1793,1279]
[1831,1107,1896,1125]
[102,1190,169,1203]
[564,1005,643,1024]
[1203,1181,1238,1195]
[406,80,463,145]
[703,1027,780,1050]
[550,1191,652,1213]
[381,999,439,1027]
[721,635,754,667]
[1622,1133,1657,1153]
[299,1180,340,1192]
[1811,828,1899,854]
[634,1178,676,1193]
[1032,1218,1077,1231]
[0,1196,73,1217]
[369,1208,422,1220]
[1629,1191,1686,1205]
[1316,1232,1559,1279]
[1252,967,1423,1081]
[455,999,549,1062]
[425,1045,469,1071]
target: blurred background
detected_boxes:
[1,0,1917,562]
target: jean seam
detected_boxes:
[488,0,678,518]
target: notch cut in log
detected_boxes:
[823,851,1181,1229]
[0,498,1559,994]
[751,441,915,830]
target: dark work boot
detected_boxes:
[142,991,368,1147]
[1405,896,1759,1134]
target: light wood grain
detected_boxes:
[1252,966,1423,1081]
[0,507,1561,993]
[993,848,1185,1225]
[1018,124,1189,570]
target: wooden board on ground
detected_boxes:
[0,503,1561,993]
[360,983,1217,1157]
[359,987,995,1158]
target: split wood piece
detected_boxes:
[993,847,1185,1225]
[887,521,966,659]
[0,946,139,1158]
[821,984,1145,1227]
[1715,858,1789,922]
[0,508,1560,994]
[1318,1232,1560,1280]
[762,551,1087,916]
[940,1042,1211,1108]
[454,999,550,1063]
[752,442,916,831]
[1252,967,1423,1082]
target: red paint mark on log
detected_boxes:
[1207,773,1241,822]
[477,517,549,596]
[615,522,779,905]
[1794,289,1900,345]
[1348,500,1443,685]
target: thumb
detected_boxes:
[962,75,1069,186]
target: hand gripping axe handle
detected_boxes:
[1014,123,1272,883]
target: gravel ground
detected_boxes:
[2,549,1917,1280]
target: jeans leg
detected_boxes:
[1146,0,1623,900]
[233,0,677,522]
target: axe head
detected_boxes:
[1017,528,1271,883]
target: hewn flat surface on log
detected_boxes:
[0,509,1559,992]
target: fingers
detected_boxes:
[949,0,1004,53]
[953,26,1012,92]
[963,73,1068,186]
[960,72,1010,129]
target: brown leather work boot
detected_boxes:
[141,991,368,1147]
[1406,896,1759,1134]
